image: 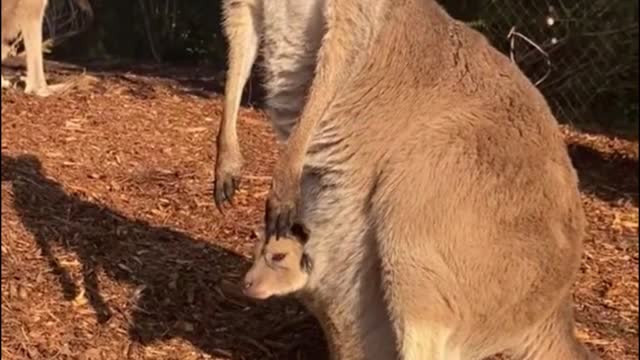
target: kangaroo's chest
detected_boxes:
[258,0,325,139]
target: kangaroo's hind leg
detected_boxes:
[19,0,51,96]
[2,41,13,88]
[376,234,463,360]
[506,299,598,360]
[2,8,21,89]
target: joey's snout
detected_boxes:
[241,271,255,295]
[242,277,258,296]
[241,268,271,300]
[243,279,253,290]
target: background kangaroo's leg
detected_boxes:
[21,0,50,96]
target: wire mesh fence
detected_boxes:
[442,0,639,126]
[39,0,638,127]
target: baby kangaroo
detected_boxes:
[242,224,312,300]
[242,224,398,360]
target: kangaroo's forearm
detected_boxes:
[218,1,261,148]
[274,0,388,185]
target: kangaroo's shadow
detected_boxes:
[1,153,326,359]
[568,143,639,206]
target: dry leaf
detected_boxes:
[73,287,88,307]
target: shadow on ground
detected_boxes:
[568,143,639,206]
[1,153,326,359]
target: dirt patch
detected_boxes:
[1,65,638,359]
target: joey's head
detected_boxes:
[242,223,313,300]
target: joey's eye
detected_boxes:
[271,253,287,262]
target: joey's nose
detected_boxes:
[243,280,253,290]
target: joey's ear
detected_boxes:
[252,225,266,241]
[290,222,310,244]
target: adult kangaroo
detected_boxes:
[222,1,594,359]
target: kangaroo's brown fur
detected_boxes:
[229,0,594,359]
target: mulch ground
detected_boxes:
[1,64,638,360]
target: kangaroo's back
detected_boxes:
[298,1,590,358]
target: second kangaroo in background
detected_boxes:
[2,0,53,95]
[1,0,91,96]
